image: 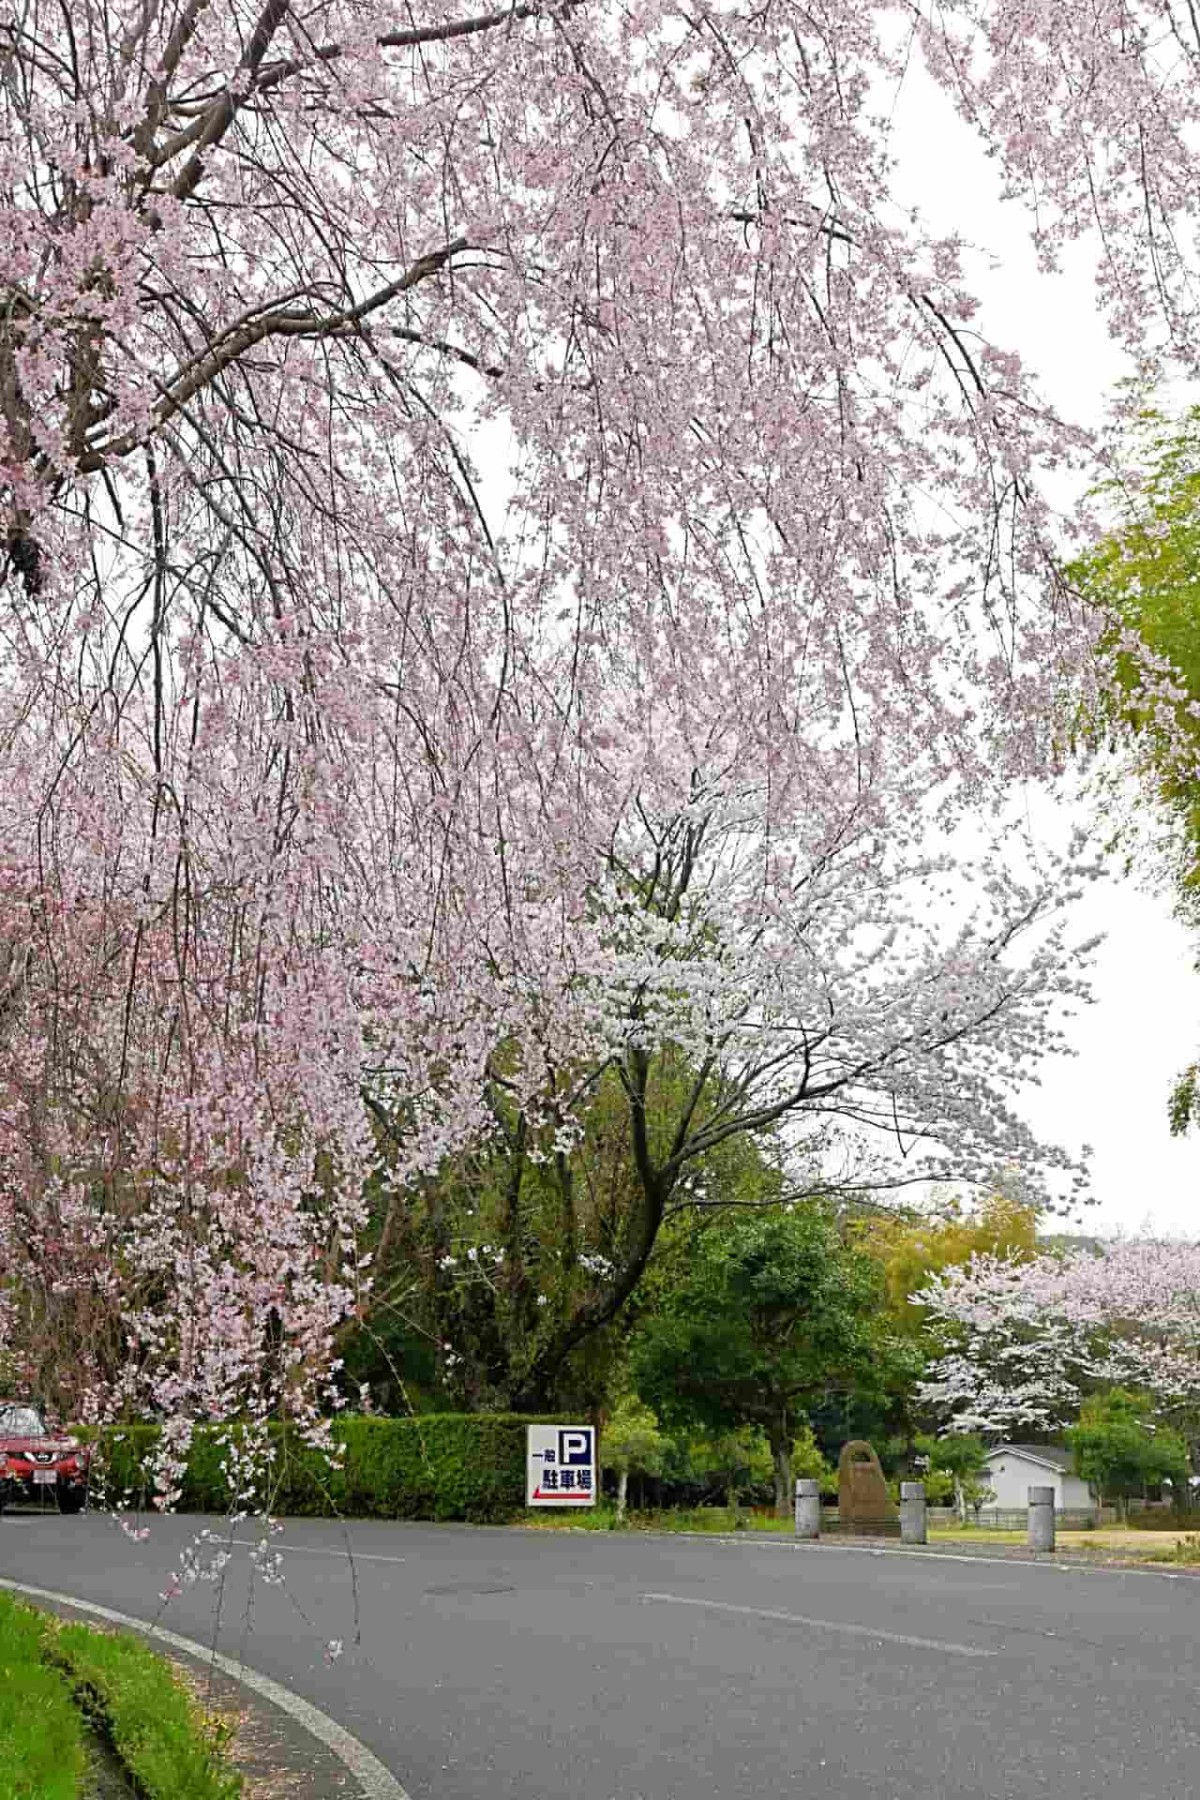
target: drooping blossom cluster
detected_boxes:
[0,0,1197,1448]
[917,1240,1200,1436]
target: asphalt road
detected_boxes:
[3,1511,1199,1799]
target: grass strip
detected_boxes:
[522,1504,797,1533]
[0,1593,86,1800]
[49,1618,242,1800]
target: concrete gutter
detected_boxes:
[0,1576,411,1800]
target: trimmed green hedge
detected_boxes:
[86,1414,567,1523]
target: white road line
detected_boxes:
[640,1591,995,1658]
[0,1577,411,1800]
[229,1538,407,1566]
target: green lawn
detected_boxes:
[0,1594,86,1800]
[929,1524,1200,1556]
[929,1526,1028,1544]
[520,1510,1200,1559]
[0,1593,241,1800]
[521,1503,798,1534]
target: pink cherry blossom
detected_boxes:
[0,1,1195,1478]
[918,1240,1200,1434]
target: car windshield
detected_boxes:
[0,1406,45,1436]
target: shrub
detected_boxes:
[919,1468,956,1505]
[1126,1508,1200,1532]
[84,1414,567,1523]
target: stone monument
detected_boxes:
[837,1439,899,1535]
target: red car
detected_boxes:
[0,1401,91,1514]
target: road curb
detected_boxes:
[0,1576,412,1800]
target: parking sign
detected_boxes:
[526,1424,597,1507]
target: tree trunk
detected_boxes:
[616,1469,629,1520]
[511,1056,669,1410]
[769,1412,792,1519]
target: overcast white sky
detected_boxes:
[887,58,1200,1239]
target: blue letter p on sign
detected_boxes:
[559,1428,592,1466]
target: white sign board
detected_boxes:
[526,1424,597,1507]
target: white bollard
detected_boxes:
[1027,1484,1056,1551]
[795,1477,821,1540]
[900,1480,927,1545]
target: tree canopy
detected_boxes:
[1070,408,1200,1134]
[1065,1389,1190,1519]
[631,1205,915,1512]
[3,0,1199,1437]
[342,1058,788,1412]
[1073,410,1200,874]
[918,1239,1200,1439]
[851,1194,1040,1335]
[601,1397,667,1518]
[912,1431,992,1520]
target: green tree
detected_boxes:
[660,1422,831,1517]
[631,1206,916,1516]
[791,1421,836,1493]
[1070,408,1200,1132]
[1072,408,1200,860]
[913,1432,993,1523]
[660,1427,775,1512]
[346,1059,786,1414]
[1065,1389,1190,1520]
[851,1193,1040,1334]
[602,1398,667,1519]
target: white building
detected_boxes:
[982,1443,1095,1512]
